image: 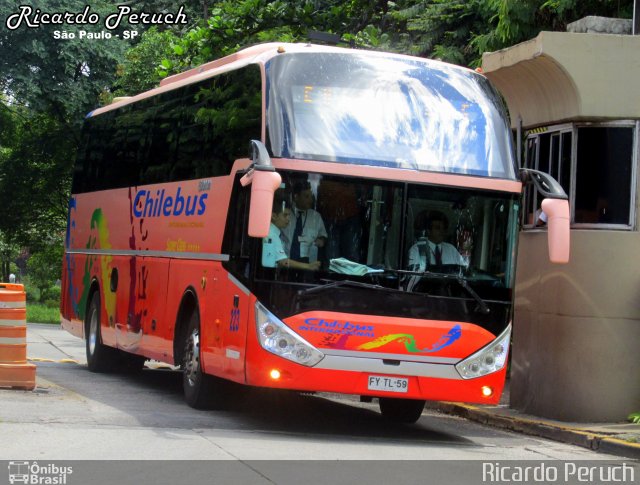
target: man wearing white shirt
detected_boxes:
[262,192,321,271]
[282,181,327,264]
[407,210,465,272]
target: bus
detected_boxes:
[61,42,569,423]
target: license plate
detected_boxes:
[367,375,409,393]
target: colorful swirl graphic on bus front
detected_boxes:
[309,319,462,354]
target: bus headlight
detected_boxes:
[255,302,324,367]
[455,324,511,379]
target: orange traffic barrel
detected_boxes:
[0,283,36,390]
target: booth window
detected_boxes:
[523,122,636,229]
[574,127,633,225]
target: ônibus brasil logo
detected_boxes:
[8,461,73,484]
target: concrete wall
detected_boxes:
[482,32,640,128]
[512,230,640,421]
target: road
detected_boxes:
[0,325,634,485]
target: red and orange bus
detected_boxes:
[61,42,569,423]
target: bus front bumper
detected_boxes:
[245,349,507,405]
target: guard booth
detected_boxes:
[481,17,640,421]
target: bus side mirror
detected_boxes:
[541,198,570,264]
[520,168,570,264]
[240,140,282,238]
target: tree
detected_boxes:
[0,105,73,250]
[158,0,378,75]
[0,0,132,128]
[112,28,180,97]
[470,0,634,65]
[0,232,20,282]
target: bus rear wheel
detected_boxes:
[182,311,225,409]
[85,292,115,373]
[379,397,426,424]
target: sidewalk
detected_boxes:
[426,382,640,460]
[23,323,640,460]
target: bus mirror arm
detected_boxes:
[250,140,276,171]
[243,140,282,238]
[519,168,567,200]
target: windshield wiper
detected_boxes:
[297,279,404,297]
[455,276,491,315]
[391,269,490,314]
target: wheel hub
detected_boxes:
[184,331,200,386]
[88,309,98,356]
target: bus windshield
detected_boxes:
[266,52,516,179]
[255,171,520,294]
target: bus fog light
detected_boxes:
[255,302,324,367]
[481,386,493,397]
[456,324,511,379]
[270,369,281,380]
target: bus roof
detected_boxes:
[89,42,480,118]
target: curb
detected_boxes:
[427,401,640,460]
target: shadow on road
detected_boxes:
[32,361,475,446]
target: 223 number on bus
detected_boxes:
[367,375,409,393]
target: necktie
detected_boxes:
[290,211,303,260]
[435,245,442,265]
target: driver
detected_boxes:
[407,210,465,272]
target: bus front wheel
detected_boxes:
[379,397,426,424]
[182,310,225,409]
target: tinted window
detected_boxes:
[72,65,262,193]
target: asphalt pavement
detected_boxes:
[9,323,640,460]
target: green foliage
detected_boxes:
[24,280,41,303]
[0,107,73,250]
[27,302,60,324]
[113,27,180,97]
[156,0,633,73]
[41,285,61,303]
[26,241,63,292]
[0,231,20,282]
[384,0,487,65]
[0,0,130,125]
[471,0,634,64]
[159,0,365,75]
[44,299,60,309]
[629,412,640,424]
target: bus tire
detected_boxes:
[379,397,426,424]
[85,291,115,373]
[182,310,225,409]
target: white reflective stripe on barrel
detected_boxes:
[0,301,26,308]
[0,320,26,327]
[0,337,26,344]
